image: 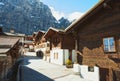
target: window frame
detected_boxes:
[103,37,116,52]
[88,66,94,72]
[54,52,58,60]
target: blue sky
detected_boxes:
[40,0,99,21]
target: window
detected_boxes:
[88,66,94,72]
[103,37,116,52]
[47,43,50,47]
[54,52,58,59]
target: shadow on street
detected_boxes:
[19,65,54,81]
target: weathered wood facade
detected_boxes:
[33,30,45,45]
[65,0,120,81]
[33,30,50,59]
[44,27,75,50]
[24,36,33,52]
[33,30,46,51]
[44,27,75,63]
[0,36,20,81]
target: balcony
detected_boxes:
[108,54,120,59]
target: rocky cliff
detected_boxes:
[0,0,71,35]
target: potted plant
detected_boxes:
[65,59,73,68]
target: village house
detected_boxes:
[0,36,20,80]
[0,27,22,80]
[44,27,75,65]
[3,28,25,55]
[32,30,45,47]
[32,30,50,60]
[24,35,34,52]
[65,0,120,81]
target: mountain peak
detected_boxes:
[0,0,71,35]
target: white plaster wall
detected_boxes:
[50,49,69,65]
[73,64,80,72]
[79,65,100,81]
[34,48,41,52]
[40,48,46,52]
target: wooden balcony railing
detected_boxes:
[108,54,120,59]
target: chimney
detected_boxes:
[10,29,15,33]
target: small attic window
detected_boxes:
[103,37,116,52]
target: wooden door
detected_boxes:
[100,68,109,81]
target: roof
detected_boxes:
[65,0,109,32]
[0,49,10,54]
[33,32,37,35]
[33,30,45,37]
[36,30,45,37]
[44,27,65,38]
[0,54,7,57]
[33,30,45,41]
[38,30,46,34]
[0,36,19,46]
[0,36,20,53]
[4,32,25,37]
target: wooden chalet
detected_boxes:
[24,35,34,52]
[33,30,46,51]
[0,27,22,80]
[33,30,46,46]
[65,0,120,81]
[32,30,49,59]
[44,27,75,65]
[0,36,20,80]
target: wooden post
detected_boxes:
[72,30,78,63]
[75,39,78,63]
[109,68,113,81]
